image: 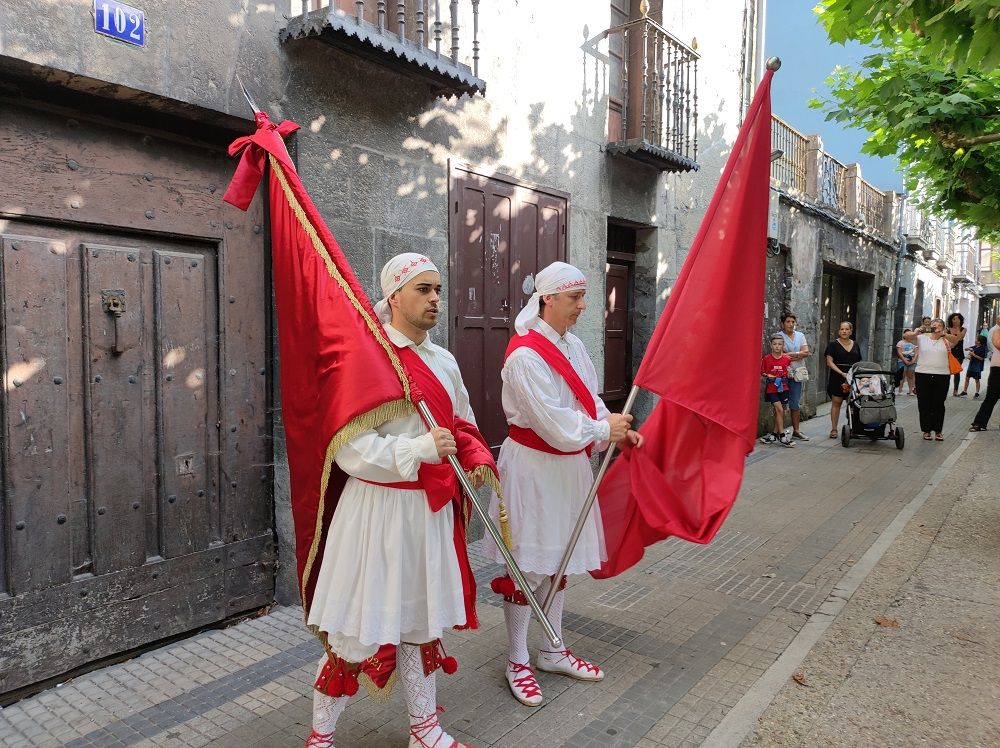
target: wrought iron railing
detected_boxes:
[605,13,699,168]
[816,153,848,214]
[857,178,886,232]
[770,115,807,192]
[288,0,483,92]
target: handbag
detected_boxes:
[947,349,962,375]
[792,365,810,382]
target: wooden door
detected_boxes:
[0,99,273,695]
[449,163,568,450]
[603,262,633,408]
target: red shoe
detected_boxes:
[536,648,604,682]
[305,730,335,748]
[505,661,543,706]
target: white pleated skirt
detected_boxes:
[307,479,467,663]
[487,438,607,575]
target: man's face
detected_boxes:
[389,270,441,332]
[922,317,932,329]
[542,289,587,331]
[782,316,795,334]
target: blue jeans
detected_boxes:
[787,378,802,411]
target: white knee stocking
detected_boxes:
[504,601,532,664]
[399,643,448,747]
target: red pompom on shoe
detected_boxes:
[491,576,516,597]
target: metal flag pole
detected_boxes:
[235,74,261,114]
[416,402,563,648]
[541,384,641,615]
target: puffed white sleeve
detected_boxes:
[503,353,610,451]
[334,422,440,482]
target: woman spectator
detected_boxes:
[903,319,964,440]
[896,329,917,395]
[946,312,967,396]
[824,321,862,439]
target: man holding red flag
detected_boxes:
[307,253,483,748]
[487,261,641,707]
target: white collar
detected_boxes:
[384,323,432,351]
[534,318,568,345]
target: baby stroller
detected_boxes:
[841,361,904,449]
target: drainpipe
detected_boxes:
[755,0,768,85]
[891,192,908,342]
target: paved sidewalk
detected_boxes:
[741,427,1000,748]
[0,394,994,747]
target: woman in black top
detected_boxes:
[946,312,966,396]
[824,321,863,438]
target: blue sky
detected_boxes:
[765,0,904,192]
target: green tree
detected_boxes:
[813,2,1000,240]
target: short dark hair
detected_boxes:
[947,311,965,327]
[781,312,796,323]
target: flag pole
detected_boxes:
[415,400,563,648]
[542,383,641,615]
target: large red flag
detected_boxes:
[593,67,776,579]
[224,112,499,695]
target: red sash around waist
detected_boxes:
[357,478,423,490]
[507,425,585,456]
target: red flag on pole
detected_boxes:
[223,113,499,693]
[592,66,776,579]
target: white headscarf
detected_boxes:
[513,261,588,335]
[373,253,440,323]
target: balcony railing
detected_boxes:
[770,115,807,192]
[283,1,485,97]
[604,13,699,172]
[903,204,933,253]
[857,179,885,232]
[816,153,848,214]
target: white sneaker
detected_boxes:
[506,661,543,706]
[536,649,604,682]
[759,434,777,444]
[779,435,796,448]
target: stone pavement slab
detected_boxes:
[0,395,991,747]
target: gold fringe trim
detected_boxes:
[359,669,399,703]
[300,398,414,610]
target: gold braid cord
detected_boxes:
[466,466,513,550]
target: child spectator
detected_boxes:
[760,334,795,447]
[961,334,988,398]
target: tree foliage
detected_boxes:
[819,0,1000,72]
[813,2,1000,239]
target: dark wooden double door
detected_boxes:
[0,100,273,695]
[449,164,568,450]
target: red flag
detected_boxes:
[223,114,498,689]
[593,68,776,579]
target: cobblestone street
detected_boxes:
[1,394,995,748]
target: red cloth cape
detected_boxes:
[593,69,775,579]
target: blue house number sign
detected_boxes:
[95,1,145,46]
